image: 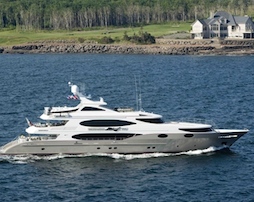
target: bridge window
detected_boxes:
[180,128,212,132]
[81,107,104,111]
[80,120,136,127]
[136,118,164,124]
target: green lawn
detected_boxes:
[0,22,192,46]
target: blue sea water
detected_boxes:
[0,54,253,201]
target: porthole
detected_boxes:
[41,148,45,150]
[184,134,194,138]
[97,147,100,150]
[158,134,168,138]
[109,147,112,149]
[114,147,117,149]
[152,147,155,149]
[147,147,150,149]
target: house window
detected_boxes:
[221,19,227,24]
[211,33,218,38]
[246,24,252,31]
[211,24,218,31]
[220,26,227,31]
[244,33,251,38]
[220,33,227,38]
[195,33,202,38]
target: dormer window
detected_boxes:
[220,18,227,24]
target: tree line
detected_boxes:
[1,0,254,30]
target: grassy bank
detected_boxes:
[0,22,191,46]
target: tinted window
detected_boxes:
[51,108,78,113]
[80,120,136,127]
[72,133,136,140]
[158,134,168,138]
[184,134,194,138]
[136,118,164,124]
[180,128,212,132]
[81,107,104,111]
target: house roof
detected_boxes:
[234,16,249,24]
[213,11,236,25]
[198,19,207,25]
[193,11,252,27]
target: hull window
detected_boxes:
[184,134,194,138]
[80,120,136,127]
[158,134,168,138]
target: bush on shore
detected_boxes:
[97,30,155,45]
[98,36,115,44]
[123,30,155,44]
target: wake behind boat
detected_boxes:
[0,82,248,155]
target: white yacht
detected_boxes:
[0,82,248,155]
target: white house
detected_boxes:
[191,11,254,39]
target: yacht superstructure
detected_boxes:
[0,82,248,155]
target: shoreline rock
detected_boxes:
[1,39,254,55]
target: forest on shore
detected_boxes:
[1,0,254,30]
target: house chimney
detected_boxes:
[209,11,214,19]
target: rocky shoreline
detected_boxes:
[1,39,254,55]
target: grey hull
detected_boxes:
[0,130,248,155]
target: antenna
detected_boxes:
[134,75,139,111]
[138,75,143,111]
[134,75,143,111]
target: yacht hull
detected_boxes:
[1,83,248,156]
[0,129,248,155]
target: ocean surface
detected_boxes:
[0,54,253,201]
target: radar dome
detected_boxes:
[71,85,79,95]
